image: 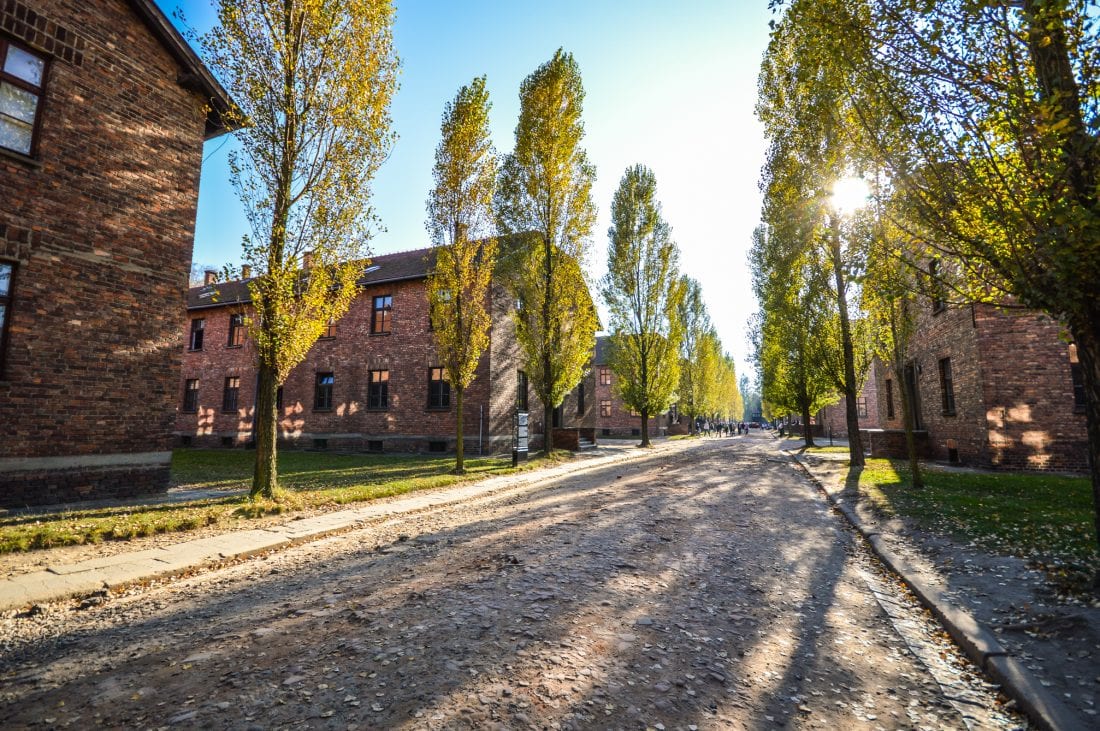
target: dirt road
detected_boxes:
[0,436,1024,729]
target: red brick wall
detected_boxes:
[816,367,881,438]
[0,1,210,505]
[177,276,513,454]
[874,299,1087,472]
[593,364,666,437]
[975,306,1088,472]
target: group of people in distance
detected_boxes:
[696,419,763,437]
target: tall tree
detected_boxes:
[677,276,711,433]
[602,165,685,447]
[495,49,598,456]
[768,0,1100,577]
[201,0,398,498]
[426,77,497,475]
[758,5,875,465]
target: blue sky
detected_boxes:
[169,0,772,382]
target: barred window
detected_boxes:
[183,379,199,413]
[600,400,611,417]
[227,313,244,347]
[0,39,47,156]
[371,295,392,334]
[368,369,389,409]
[189,318,205,350]
[222,376,240,413]
[938,358,956,415]
[314,372,334,410]
[428,367,450,409]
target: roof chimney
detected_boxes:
[240,264,252,280]
[302,251,314,269]
[204,269,217,286]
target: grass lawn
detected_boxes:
[857,458,1098,591]
[800,445,849,454]
[0,449,555,555]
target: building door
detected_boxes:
[904,363,923,430]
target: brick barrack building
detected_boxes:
[592,335,674,438]
[0,0,234,506]
[176,248,596,455]
[867,292,1088,472]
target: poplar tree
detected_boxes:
[602,165,685,447]
[426,77,497,475]
[676,277,711,433]
[496,49,598,456]
[201,0,398,498]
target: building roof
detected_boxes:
[129,0,238,140]
[187,247,436,311]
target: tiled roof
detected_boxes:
[187,247,436,310]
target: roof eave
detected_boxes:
[127,0,240,140]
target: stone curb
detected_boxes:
[0,442,680,614]
[790,454,1078,731]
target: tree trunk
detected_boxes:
[640,407,650,447]
[1070,324,1100,592]
[454,387,464,474]
[543,402,554,457]
[251,361,278,499]
[830,218,865,467]
[801,401,816,448]
[892,302,923,488]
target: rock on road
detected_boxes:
[0,436,1024,729]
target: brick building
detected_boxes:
[592,335,672,438]
[870,294,1087,472]
[813,367,882,438]
[0,0,233,506]
[176,248,595,454]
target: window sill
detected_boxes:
[366,407,389,412]
[426,406,451,412]
[181,409,198,415]
[370,332,392,337]
[313,407,333,413]
[317,336,335,341]
[227,344,243,349]
[0,146,42,169]
[942,411,957,417]
[187,348,204,353]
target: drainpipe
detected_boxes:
[479,404,484,456]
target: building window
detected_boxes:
[0,261,14,373]
[314,372,334,410]
[0,39,47,157]
[599,367,611,386]
[516,370,529,411]
[227,313,244,347]
[321,317,337,339]
[938,358,956,415]
[1069,344,1086,411]
[885,378,895,419]
[183,379,199,413]
[857,397,868,418]
[577,383,585,415]
[368,369,389,409]
[371,295,392,334]
[222,376,240,413]
[600,399,612,417]
[929,259,945,314]
[428,367,450,409]
[189,318,205,350]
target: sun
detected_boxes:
[830,176,870,215]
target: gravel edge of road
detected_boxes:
[789,452,1078,731]
[0,443,681,615]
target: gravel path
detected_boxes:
[0,436,1025,729]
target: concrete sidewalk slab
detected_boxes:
[792,452,1078,731]
[0,441,676,614]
